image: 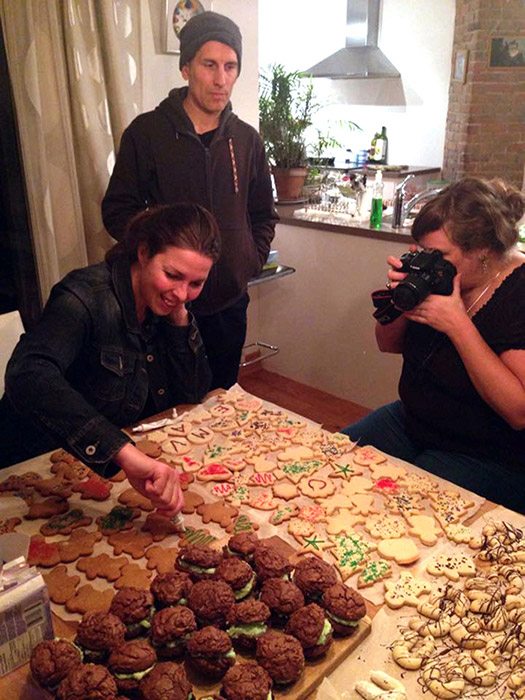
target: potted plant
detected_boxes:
[259,64,317,201]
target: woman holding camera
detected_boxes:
[0,203,220,516]
[342,177,525,512]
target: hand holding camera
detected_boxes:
[372,249,457,325]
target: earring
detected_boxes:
[480,255,489,274]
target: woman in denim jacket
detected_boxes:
[0,203,220,515]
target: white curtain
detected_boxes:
[0,0,142,302]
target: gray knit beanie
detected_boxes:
[179,11,242,73]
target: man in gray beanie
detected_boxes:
[102,11,277,391]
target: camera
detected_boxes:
[372,249,457,325]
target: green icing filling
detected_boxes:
[234,574,256,599]
[326,611,359,627]
[316,618,333,645]
[225,649,236,660]
[227,622,267,638]
[178,560,216,575]
[114,665,154,681]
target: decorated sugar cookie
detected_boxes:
[365,513,407,540]
[162,436,192,456]
[297,532,334,557]
[329,461,364,480]
[222,456,247,473]
[269,503,299,525]
[297,503,327,523]
[209,417,239,433]
[175,455,202,473]
[248,491,279,511]
[278,459,324,484]
[330,532,376,579]
[357,558,392,589]
[298,476,335,500]
[196,462,233,482]
[210,403,236,418]
[288,518,315,543]
[426,552,476,581]
[187,425,215,445]
[249,472,276,487]
[352,445,387,466]
[400,471,439,495]
[226,513,260,535]
[372,477,401,495]
[210,482,236,499]
[385,491,425,516]
[188,405,212,423]
[234,396,263,412]
[429,489,475,526]
[203,442,241,464]
[165,420,193,437]
[384,571,432,609]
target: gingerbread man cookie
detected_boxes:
[65,584,113,614]
[114,563,153,590]
[58,529,103,563]
[145,545,180,574]
[197,500,239,529]
[108,529,154,559]
[76,553,129,582]
[43,565,80,605]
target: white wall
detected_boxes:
[140,0,259,126]
[259,0,455,167]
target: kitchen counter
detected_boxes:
[276,204,413,244]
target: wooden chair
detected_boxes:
[0,311,24,395]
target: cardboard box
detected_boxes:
[0,557,53,676]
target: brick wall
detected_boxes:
[442,0,525,189]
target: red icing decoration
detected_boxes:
[374,477,400,493]
[202,463,229,475]
[76,477,112,500]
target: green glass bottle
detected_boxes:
[371,126,388,165]
[369,171,383,229]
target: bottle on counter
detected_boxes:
[370,126,388,165]
[369,170,384,229]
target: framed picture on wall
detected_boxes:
[453,49,468,82]
[164,0,212,54]
[489,36,525,67]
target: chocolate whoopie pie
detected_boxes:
[321,582,367,636]
[150,571,193,609]
[74,611,126,663]
[224,532,259,561]
[150,605,197,659]
[109,587,154,638]
[56,663,119,700]
[285,603,333,659]
[292,556,338,601]
[30,638,82,691]
[259,577,305,626]
[253,545,293,583]
[226,598,271,652]
[215,557,256,600]
[139,661,195,700]
[221,661,274,700]
[187,579,235,627]
[256,630,305,686]
[107,638,157,694]
[176,544,222,580]
[186,626,236,679]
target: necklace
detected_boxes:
[465,270,502,316]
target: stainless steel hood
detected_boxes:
[305,0,400,79]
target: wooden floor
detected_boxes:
[238,367,370,433]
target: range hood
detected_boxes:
[305,0,400,79]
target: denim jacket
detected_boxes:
[4,256,211,473]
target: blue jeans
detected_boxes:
[341,401,525,514]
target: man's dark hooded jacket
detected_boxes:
[102,87,278,316]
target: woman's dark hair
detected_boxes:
[106,203,221,264]
[411,177,525,253]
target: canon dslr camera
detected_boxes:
[372,249,457,325]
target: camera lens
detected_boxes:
[392,276,432,310]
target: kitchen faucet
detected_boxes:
[392,175,443,228]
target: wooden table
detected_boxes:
[0,389,512,700]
